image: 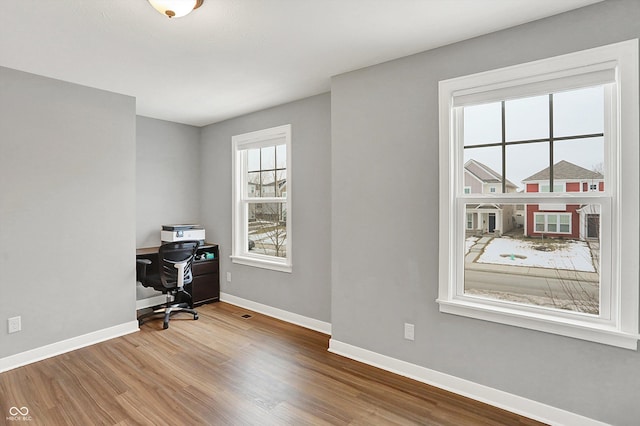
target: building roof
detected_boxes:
[522,160,604,182]
[464,159,517,188]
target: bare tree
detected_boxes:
[592,162,604,175]
[250,203,287,257]
[544,218,600,315]
[247,168,287,257]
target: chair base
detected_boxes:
[138,303,198,329]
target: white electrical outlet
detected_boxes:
[404,323,415,341]
[8,316,21,334]
[226,272,232,283]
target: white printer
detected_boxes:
[161,224,205,244]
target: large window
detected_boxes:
[438,40,639,349]
[232,124,292,272]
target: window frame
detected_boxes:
[232,124,292,273]
[438,40,639,349]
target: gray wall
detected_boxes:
[200,93,331,323]
[0,67,136,358]
[136,116,201,248]
[331,1,640,424]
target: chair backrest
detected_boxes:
[157,240,199,289]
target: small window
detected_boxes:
[232,125,292,272]
[534,213,571,234]
[540,183,565,193]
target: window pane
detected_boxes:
[464,203,600,315]
[463,102,502,146]
[247,148,260,172]
[276,144,286,169]
[506,142,549,193]
[554,86,604,138]
[248,202,287,258]
[247,172,260,197]
[276,170,286,197]
[463,146,502,193]
[554,137,605,191]
[505,94,549,142]
[260,171,276,197]
[261,146,275,170]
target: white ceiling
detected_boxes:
[1,0,602,127]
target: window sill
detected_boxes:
[437,298,639,350]
[231,255,292,273]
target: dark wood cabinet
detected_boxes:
[189,243,220,306]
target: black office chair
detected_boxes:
[137,240,200,329]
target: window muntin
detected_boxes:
[232,125,292,272]
[438,40,639,349]
[462,88,605,196]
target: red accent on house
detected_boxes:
[526,183,538,193]
[566,182,580,192]
[599,182,604,191]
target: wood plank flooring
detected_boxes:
[0,302,545,425]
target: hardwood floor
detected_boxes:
[0,302,545,425]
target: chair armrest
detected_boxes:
[136,258,152,283]
[173,261,188,288]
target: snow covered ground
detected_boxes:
[465,237,478,255]
[473,237,596,272]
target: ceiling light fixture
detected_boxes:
[148,0,204,18]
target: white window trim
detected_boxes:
[231,124,292,273]
[438,40,639,349]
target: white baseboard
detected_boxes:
[218,294,601,424]
[0,321,139,373]
[328,339,607,426]
[220,292,332,335]
[136,294,166,310]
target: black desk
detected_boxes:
[136,243,220,306]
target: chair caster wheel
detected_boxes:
[163,322,169,329]
[194,314,199,320]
